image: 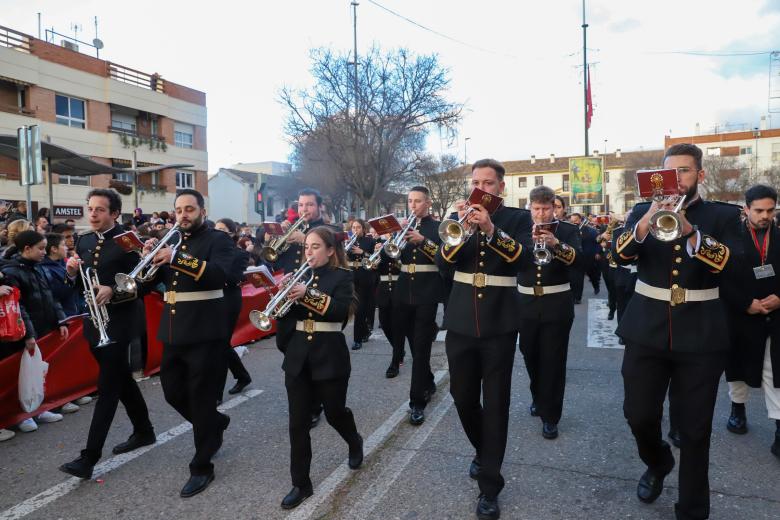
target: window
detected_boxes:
[562,174,570,192]
[534,176,543,187]
[740,146,753,155]
[55,94,86,128]
[706,147,721,156]
[604,171,610,183]
[111,113,136,134]
[518,198,527,209]
[518,177,527,188]
[59,175,89,186]
[176,171,194,189]
[151,118,159,137]
[174,122,194,148]
[772,143,780,164]
[112,172,134,183]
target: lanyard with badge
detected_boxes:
[749,225,775,279]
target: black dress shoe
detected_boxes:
[310,412,321,429]
[228,378,251,395]
[281,485,313,509]
[726,403,748,434]
[476,494,500,520]
[594,287,600,295]
[771,435,780,458]
[180,473,214,498]
[348,435,364,469]
[469,456,481,480]
[351,341,362,350]
[529,402,539,417]
[385,365,399,378]
[59,456,94,479]
[637,468,669,504]
[607,309,615,320]
[667,428,681,448]
[410,407,425,425]
[112,431,156,454]
[618,337,625,345]
[542,422,558,440]
[574,299,582,304]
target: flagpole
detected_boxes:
[582,0,589,157]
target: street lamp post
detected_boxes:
[464,137,471,165]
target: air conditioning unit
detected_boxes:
[61,40,79,52]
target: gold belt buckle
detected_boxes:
[670,285,686,306]
[407,264,416,274]
[303,319,315,334]
[473,273,486,288]
[533,286,544,297]
[166,291,176,305]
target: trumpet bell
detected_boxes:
[649,210,682,242]
[438,220,467,247]
[533,249,552,266]
[384,243,401,259]
[262,246,279,263]
[249,310,273,331]
[114,273,137,294]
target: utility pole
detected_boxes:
[582,0,589,157]
[350,1,359,216]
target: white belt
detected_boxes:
[634,280,719,306]
[295,320,342,333]
[380,274,397,282]
[400,264,438,274]
[163,289,223,304]
[517,283,571,297]
[453,271,516,288]
[620,265,638,273]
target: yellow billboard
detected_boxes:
[569,156,604,205]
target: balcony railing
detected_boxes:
[113,130,168,152]
[138,183,168,194]
[0,26,31,53]
[108,62,164,93]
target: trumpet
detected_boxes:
[649,194,687,242]
[114,223,183,294]
[262,216,307,263]
[533,236,552,265]
[383,215,417,259]
[79,263,113,348]
[362,242,384,270]
[249,262,313,331]
[438,207,476,247]
[344,233,359,251]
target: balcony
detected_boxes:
[138,183,168,195]
[0,26,31,53]
[110,127,168,152]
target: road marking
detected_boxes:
[586,298,623,349]
[435,330,446,342]
[0,389,264,520]
[286,370,449,520]
[344,392,455,519]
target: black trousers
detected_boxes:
[353,272,373,342]
[446,330,516,499]
[518,317,574,424]
[83,340,153,462]
[286,368,359,489]
[586,259,601,292]
[394,302,437,409]
[218,288,251,398]
[162,340,228,476]
[602,264,616,312]
[622,343,727,520]
[378,303,404,366]
[615,273,637,324]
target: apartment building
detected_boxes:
[0,24,207,223]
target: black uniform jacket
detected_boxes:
[437,206,530,337]
[273,218,335,275]
[613,198,741,352]
[723,222,780,387]
[610,226,638,289]
[516,220,582,322]
[374,248,401,308]
[151,224,235,346]
[393,215,443,306]
[348,235,376,283]
[72,225,142,346]
[278,266,354,380]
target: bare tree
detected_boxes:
[701,155,746,202]
[281,46,463,217]
[412,154,469,219]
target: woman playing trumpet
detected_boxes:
[276,226,364,510]
[346,219,376,350]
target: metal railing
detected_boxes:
[108,62,165,93]
[0,25,31,53]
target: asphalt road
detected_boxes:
[1,285,779,520]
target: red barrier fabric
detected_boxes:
[1,282,277,429]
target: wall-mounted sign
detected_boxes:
[53,205,84,218]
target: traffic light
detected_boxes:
[255,182,266,215]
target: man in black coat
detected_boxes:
[436,159,529,520]
[569,213,600,303]
[723,184,780,457]
[517,186,582,441]
[613,143,742,520]
[60,189,154,480]
[393,186,443,426]
[146,189,235,497]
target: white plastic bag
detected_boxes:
[18,344,48,413]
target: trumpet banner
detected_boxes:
[569,156,604,205]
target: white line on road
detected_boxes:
[344,392,455,519]
[285,369,449,520]
[586,298,623,349]
[0,389,264,520]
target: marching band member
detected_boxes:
[517,186,581,440]
[373,237,404,377]
[437,159,530,520]
[723,184,780,458]
[145,189,235,497]
[569,213,599,304]
[60,189,154,480]
[347,219,376,350]
[613,144,741,519]
[277,226,363,510]
[393,186,443,426]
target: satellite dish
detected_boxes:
[92,38,104,49]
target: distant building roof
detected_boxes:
[501,149,665,175]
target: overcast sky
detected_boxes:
[4,0,780,173]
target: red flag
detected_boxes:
[586,65,593,129]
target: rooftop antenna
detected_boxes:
[92,16,103,59]
[70,22,82,42]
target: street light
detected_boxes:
[464,137,471,165]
